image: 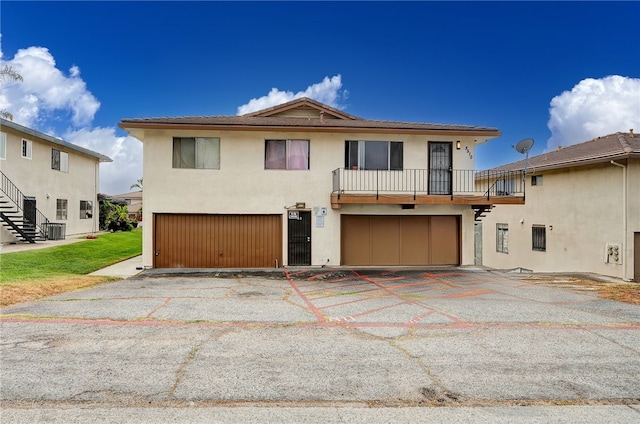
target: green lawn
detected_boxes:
[1,229,142,283]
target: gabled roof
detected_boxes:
[0,118,112,162]
[119,97,501,139]
[489,132,640,172]
[244,97,359,120]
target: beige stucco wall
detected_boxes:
[140,128,480,268]
[624,158,640,280]
[0,127,101,243]
[480,159,639,280]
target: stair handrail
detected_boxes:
[0,170,49,240]
[481,169,523,200]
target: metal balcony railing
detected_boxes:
[332,168,525,200]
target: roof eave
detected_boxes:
[1,118,112,162]
[504,152,638,173]
[118,121,501,138]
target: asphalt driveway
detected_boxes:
[1,268,639,422]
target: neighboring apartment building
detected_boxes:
[479,131,640,281]
[119,97,523,269]
[109,190,143,221]
[0,118,112,243]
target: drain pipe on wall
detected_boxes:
[610,160,628,281]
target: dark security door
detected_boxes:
[288,210,311,266]
[429,142,452,195]
[23,196,36,226]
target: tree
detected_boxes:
[130,178,143,191]
[105,203,135,232]
[0,65,23,121]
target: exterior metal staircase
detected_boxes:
[0,171,50,243]
[472,205,492,222]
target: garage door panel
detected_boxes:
[154,214,282,268]
[371,216,400,265]
[400,216,430,265]
[430,215,459,265]
[341,215,459,266]
[341,215,372,265]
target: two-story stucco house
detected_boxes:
[119,97,523,269]
[0,118,112,244]
[478,131,640,281]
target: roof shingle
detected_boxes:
[489,132,640,172]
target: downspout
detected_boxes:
[610,160,628,281]
[94,162,99,236]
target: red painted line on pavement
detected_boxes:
[352,271,470,327]
[283,268,328,324]
[383,280,452,291]
[404,310,437,326]
[441,289,496,299]
[306,287,382,300]
[318,295,399,311]
[348,301,409,319]
[301,280,370,293]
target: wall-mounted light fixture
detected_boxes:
[295,202,306,209]
[456,140,461,150]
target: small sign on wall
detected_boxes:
[316,216,324,228]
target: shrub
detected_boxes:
[105,204,135,232]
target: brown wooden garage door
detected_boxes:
[341,215,459,266]
[154,214,282,268]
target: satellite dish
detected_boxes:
[514,138,534,154]
[513,138,534,178]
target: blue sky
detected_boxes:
[1,1,639,194]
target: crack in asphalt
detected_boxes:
[166,342,202,401]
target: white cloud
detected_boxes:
[0,43,139,194]
[237,75,345,115]
[3,46,100,127]
[65,127,142,195]
[547,75,640,150]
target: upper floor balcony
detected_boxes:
[331,168,526,209]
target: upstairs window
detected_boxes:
[532,225,546,252]
[52,149,69,172]
[172,137,220,169]
[0,132,6,160]
[80,200,93,219]
[345,140,403,170]
[22,139,32,159]
[265,139,309,170]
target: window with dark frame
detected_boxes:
[56,199,68,220]
[531,175,543,186]
[532,225,546,251]
[265,139,309,170]
[345,140,403,170]
[172,137,220,169]
[496,223,509,253]
[51,149,69,172]
[21,139,32,159]
[80,200,93,219]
